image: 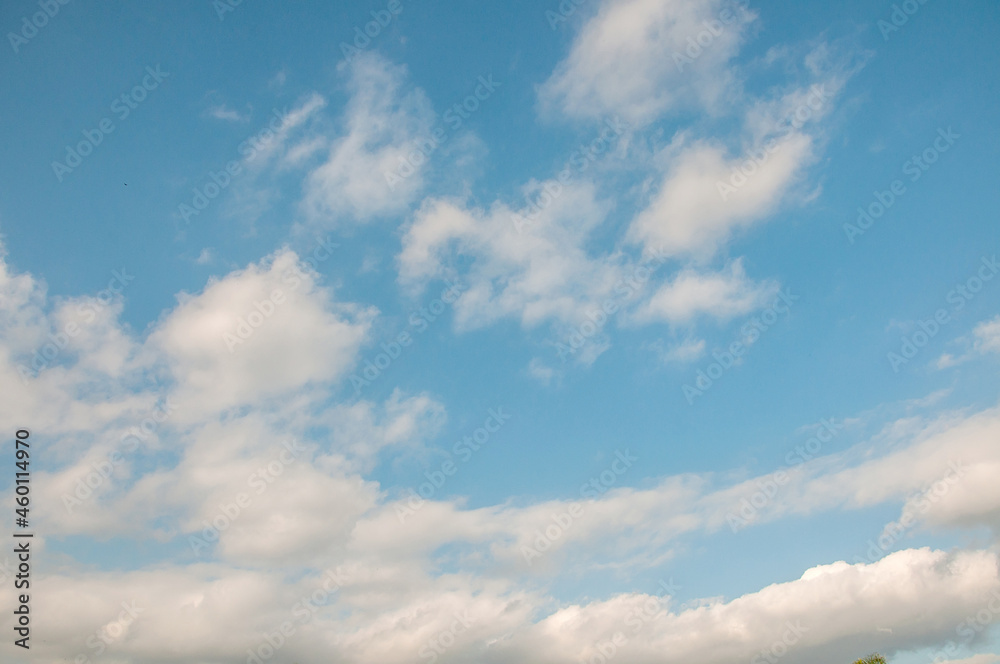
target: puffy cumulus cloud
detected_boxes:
[0,244,431,556]
[503,549,999,664]
[390,32,854,350]
[395,153,786,354]
[184,455,379,566]
[6,548,993,664]
[8,242,1000,663]
[47,295,138,379]
[0,251,162,463]
[621,39,862,259]
[301,52,437,224]
[0,562,544,664]
[11,231,998,564]
[0,247,50,353]
[330,577,538,664]
[148,248,374,420]
[632,259,779,325]
[32,390,448,560]
[0,564,341,663]
[538,0,755,125]
[398,183,632,332]
[627,131,814,258]
[609,38,856,259]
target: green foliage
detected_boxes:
[852,655,887,664]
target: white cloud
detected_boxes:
[206,103,248,122]
[204,93,328,226]
[974,316,1000,355]
[5,236,1000,663]
[16,238,1000,577]
[615,46,851,259]
[315,389,448,473]
[935,315,1000,369]
[362,402,1000,573]
[0,19,978,658]
[538,0,755,125]
[148,248,374,420]
[627,132,814,258]
[527,357,557,385]
[280,135,329,170]
[301,53,437,224]
[0,254,154,447]
[633,259,779,324]
[392,34,851,356]
[504,548,999,664]
[243,92,327,171]
[650,337,707,364]
[6,547,997,664]
[398,182,625,331]
[937,353,960,369]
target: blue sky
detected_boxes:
[2,1,1000,663]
